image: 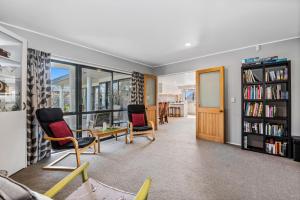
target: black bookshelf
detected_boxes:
[241,61,292,158]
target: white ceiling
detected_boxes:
[0,0,299,67]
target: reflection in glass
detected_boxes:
[113,72,131,110]
[0,32,22,112]
[82,68,112,112]
[113,111,128,127]
[63,115,76,130]
[83,113,112,129]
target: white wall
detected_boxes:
[154,38,300,145]
[2,24,153,74]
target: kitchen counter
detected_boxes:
[169,102,188,117]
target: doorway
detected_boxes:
[195,66,225,143]
[158,67,225,144]
[157,72,196,127]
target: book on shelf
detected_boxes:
[265,68,288,82]
[244,121,263,134]
[243,69,260,83]
[242,56,287,65]
[265,84,288,100]
[244,102,263,117]
[244,85,262,100]
[265,138,287,156]
[265,105,277,118]
[265,123,286,137]
[241,57,260,65]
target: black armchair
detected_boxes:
[127,104,155,143]
[36,108,96,170]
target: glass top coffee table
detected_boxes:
[91,127,128,153]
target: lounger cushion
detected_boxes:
[49,121,73,146]
[133,126,153,132]
[132,113,145,127]
[62,137,96,149]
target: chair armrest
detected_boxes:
[148,121,154,128]
[44,162,90,198]
[134,177,152,200]
[44,135,78,148]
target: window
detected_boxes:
[113,72,131,110]
[81,68,112,112]
[50,59,132,137]
[185,89,195,102]
[50,62,76,112]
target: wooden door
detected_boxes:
[196,66,224,143]
[144,74,157,130]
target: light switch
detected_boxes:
[231,97,236,103]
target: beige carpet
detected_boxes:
[12,117,300,200]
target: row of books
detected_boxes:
[244,102,263,117]
[265,123,286,137]
[265,139,287,156]
[244,121,263,134]
[265,68,288,82]
[265,84,288,100]
[241,56,287,65]
[244,85,263,100]
[243,70,260,83]
[265,105,277,118]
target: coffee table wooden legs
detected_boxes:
[96,129,128,153]
[97,136,101,153]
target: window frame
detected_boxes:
[50,59,131,137]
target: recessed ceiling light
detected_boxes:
[185,42,191,47]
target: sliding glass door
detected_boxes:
[80,68,113,133]
[50,60,131,138]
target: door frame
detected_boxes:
[195,66,225,143]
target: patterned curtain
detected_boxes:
[131,71,144,104]
[27,48,52,165]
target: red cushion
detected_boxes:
[132,113,145,127]
[49,121,73,145]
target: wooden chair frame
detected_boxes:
[43,129,97,171]
[128,121,155,143]
[44,162,152,200]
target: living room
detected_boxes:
[0,1,299,200]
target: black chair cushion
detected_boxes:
[36,108,64,123]
[133,126,153,132]
[128,104,148,126]
[59,137,96,149]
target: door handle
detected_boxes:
[219,110,224,112]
